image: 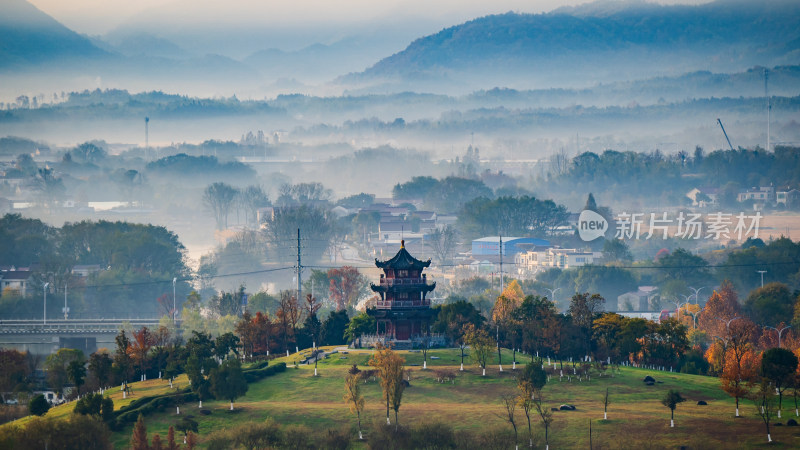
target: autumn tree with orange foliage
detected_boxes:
[129,326,155,380]
[492,280,525,369]
[368,343,406,426]
[720,347,761,417]
[492,280,525,323]
[697,281,742,339]
[235,311,273,360]
[328,266,367,311]
[276,292,302,353]
[676,303,701,331]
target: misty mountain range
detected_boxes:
[2,0,800,97]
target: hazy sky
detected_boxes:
[29,0,713,36]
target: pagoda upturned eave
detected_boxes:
[374,246,431,271]
[370,281,437,294]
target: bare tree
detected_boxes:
[428,225,459,267]
[501,394,519,448]
[203,182,239,230]
[344,365,365,440]
[533,389,554,450]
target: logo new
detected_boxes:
[578,209,608,241]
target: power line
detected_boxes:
[84,266,294,289]
[72,257,798,290]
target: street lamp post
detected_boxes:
[756,270,767,288]
[684,310,700,329]
[670,299,689,311]
[717,317,741,336]
[688,286,707,305]
[765,325,792,348]
[43,282,49,325]
[670,299,689,321]
[172,278,177,324]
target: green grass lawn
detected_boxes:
[11,348,800,448]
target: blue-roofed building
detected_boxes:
[471,236,551,256]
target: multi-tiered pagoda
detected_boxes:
[368,240,436,344]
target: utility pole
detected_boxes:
[297,228,302,301]
[43,282,49,325]
[499,235,504,292]
[172,277,177,324]
[63,283,68,320]
[765,68,771,151]
[145,117,149,160]
[757,270,767,288]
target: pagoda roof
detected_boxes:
[375,241,431,270]
[370,282,436,294]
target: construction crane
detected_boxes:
[716,118,735,151]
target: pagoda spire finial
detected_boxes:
[401,239,405,248]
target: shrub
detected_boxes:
[28,395,50,416]
[367,422,411,449]
[4,414,111,449]
[205,419,283,450]
[409,421,457,449]
[284,424,313,449]
[322,429,351,450]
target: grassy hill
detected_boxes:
[12,347,800,448]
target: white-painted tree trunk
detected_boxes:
[482,368,486,376]
[604,412,607,420]
[159,371,162,379]
[199,400,203,408]
[387,417,390,425]
[499,365,503,372]
[286,350,290,357]
[795,408,798,416]
[778,410,782,418]
[230,401,234,410]
[736,408,739,417]
[314,368,318,376]
[177,406,180,414]
[670,420,674,428]
[123,391,127,399]
[460,363,464,371]
[358,431,363,440]
[512,361,516,370]
[423,361,427,369]
[768,434,772,443]
[183,436,187,444]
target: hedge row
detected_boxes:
[243,362,286,383]
[112,390,196,430]
[110,361,286,429]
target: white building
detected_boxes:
[515,247,594,275]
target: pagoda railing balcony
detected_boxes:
[375,299,431,309]
[379,278,432,287]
